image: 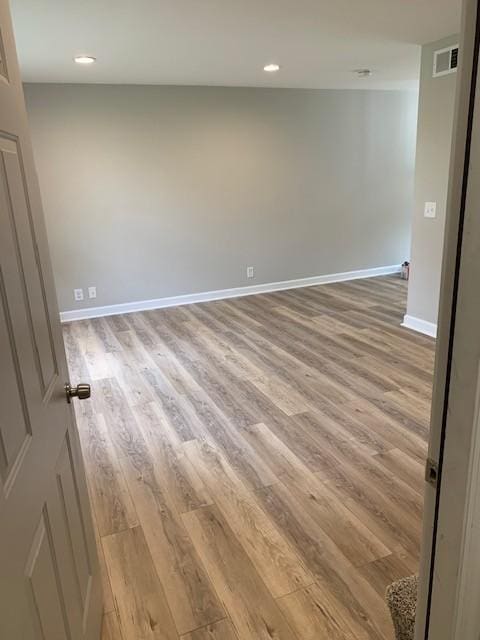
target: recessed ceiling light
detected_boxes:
[264,63,280,73]
[353,68,372,78]
[74,55,96,65]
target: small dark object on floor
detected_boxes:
[386,575,418,640]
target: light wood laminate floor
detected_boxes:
[63,275,434,640]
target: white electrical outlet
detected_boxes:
[424,201,437,218]
[88,286,97,299]
[247,266,255,279]
[74,288,84,301]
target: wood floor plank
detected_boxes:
[277,585,356,640]
[180,619,238,640]
[133,401,213,514]
[78,412,138,537]
[358,553,416,600]
[182,505,298,640]
[102,328,157,406]
[182,313,263,382]
[249,374,311,415]
[361,327,435,367]
[63,322,91,381]
[373,448,425,495]
[95,377,151,461]
[71,320,113,380]
[67,275,430,640]
[107,313,131,333]
[350,356,433,402]
[309,401,395,456]
[90,317,125,354]
[244,423,390,566]
[93,511,115,615]
[102,526,178,640]
[142,367,200,442]
[185,387,279,490]
[320,474,421,561]
[241,420,323,480]
[346,397,428,463]
[101,611,124,640]
[119,452,225,635]
[182,439,314,597]
[254,482,391,640]
[292,411,423,526]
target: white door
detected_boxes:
[0,1,103,638]
[415,0,480,637]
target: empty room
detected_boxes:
[1,0,472,639]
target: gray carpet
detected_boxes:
[386,575,418,640]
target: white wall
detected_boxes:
[24,84,418,314]
[404,35,458,335]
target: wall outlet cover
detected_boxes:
[424,201,437,218]
[74,288,84,301]
[247,266,255,279]
[88,286,97,299]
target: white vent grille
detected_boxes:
[433,45,459,77]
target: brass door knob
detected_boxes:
[65,383,91,403]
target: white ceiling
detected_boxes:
[11,0,461,90]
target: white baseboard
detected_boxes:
[401,314,437,338]
[60,264,401,323]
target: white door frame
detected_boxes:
[416,0,480,637]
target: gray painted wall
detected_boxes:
[24,84,418,313]
[405,35,458,327]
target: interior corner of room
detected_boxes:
[23,83,419,323]
[402,34,459,339]
[22,41,457,338]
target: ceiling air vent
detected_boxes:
[433,45,459,77]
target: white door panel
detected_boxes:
[0,1,102,638]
